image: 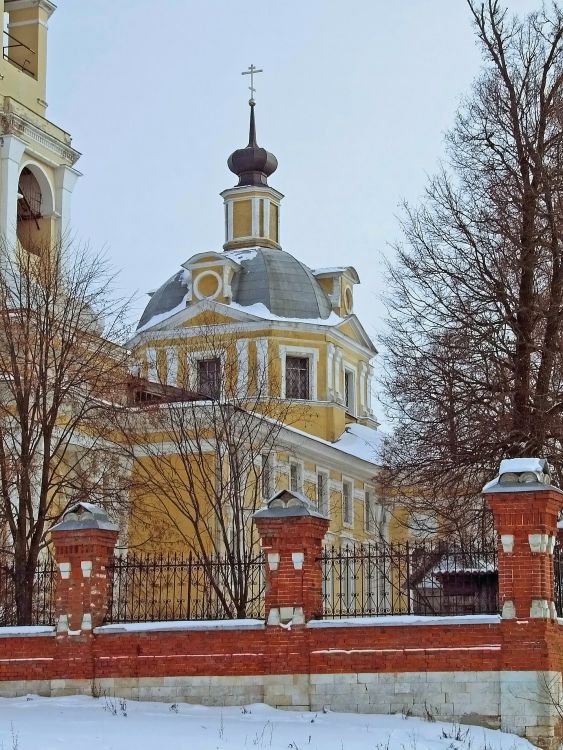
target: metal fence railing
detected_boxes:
[319,541,499,618]
[0,558,57,626]
[16,536,563,625]
[105,552,265,623]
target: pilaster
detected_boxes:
[0,134,25,249]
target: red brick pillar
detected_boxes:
[50,502,119,634]
[484,459,563,749]
[483,459,562,621]
[254,490,329,625]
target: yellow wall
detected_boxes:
[233,200,252,238]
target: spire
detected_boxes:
[248,100,257,147]
[227,65,278,188]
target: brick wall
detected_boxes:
[2,475,563,749]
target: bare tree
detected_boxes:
[118,319,305,618]
[0,241,131,624]
[380,1,563,537]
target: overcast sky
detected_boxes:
[46,0,540,346]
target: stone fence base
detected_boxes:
[1,615,563,749]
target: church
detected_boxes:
[0,1,392,566]
[124,76,388,553]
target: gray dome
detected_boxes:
[137,270,190,330]
[232,248,331,319]
[137,248,332,331]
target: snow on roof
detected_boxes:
[312,267,348,275]
[256,414,383,466]
[332,423,384,463]
[229,301,344,326]
[498,457,547,474]
[136,270,191,333]
[224,248,258,263]
[482,456,554,493]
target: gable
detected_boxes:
[336,315,377,354]
[180,309,239,328]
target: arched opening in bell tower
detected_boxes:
[17,165,54,256]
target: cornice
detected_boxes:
[5,0,56,17]
[129,310,376,359]
[0,112,80,165]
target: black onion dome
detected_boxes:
[227,103,278,187]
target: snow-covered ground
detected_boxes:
[0,695,538,749]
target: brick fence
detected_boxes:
[1,466,563,748]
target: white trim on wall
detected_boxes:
[165,347,177,386]
[342,476,354,529]
[236,339,249,397]
[255,338,269,397]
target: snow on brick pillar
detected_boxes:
[483,458,563,621]
[483,459,563,749]
[50,502,119,634]
[254,489,329,625]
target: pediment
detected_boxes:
[336,315,377,354]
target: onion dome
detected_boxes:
[227,102,278,187]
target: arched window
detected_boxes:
[17,165,53,255]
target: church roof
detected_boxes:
[136,247,332,331]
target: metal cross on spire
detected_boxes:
[241,64,263,104]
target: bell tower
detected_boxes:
[0,0,80,256]
[221,65,282,252]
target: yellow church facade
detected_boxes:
[125,96,388,553]
[0,1,392,559]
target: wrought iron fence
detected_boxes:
[320,541,499,618]
[12,537,563,626]
[105,552,265,623]
[0,558,57,626]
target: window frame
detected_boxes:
[344,365,356,415]
[285,355,310,400]
[364,489,375,533]
[196,356,222,399]
[261,452,275,500]
[342,478,354,528]
[289,460,303,492]
[280,345,319,401]
[317,470,329,517]
[187,350,226,398]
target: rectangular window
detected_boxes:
[146,348,158,382]
[342,480,353,526]
[285,356,309,399]
[344,369,355,414]
[197,357,221,399]
[364,490,374,532]
[317,471,329,516]
[290,461,302,492]
[261,453,274,500]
